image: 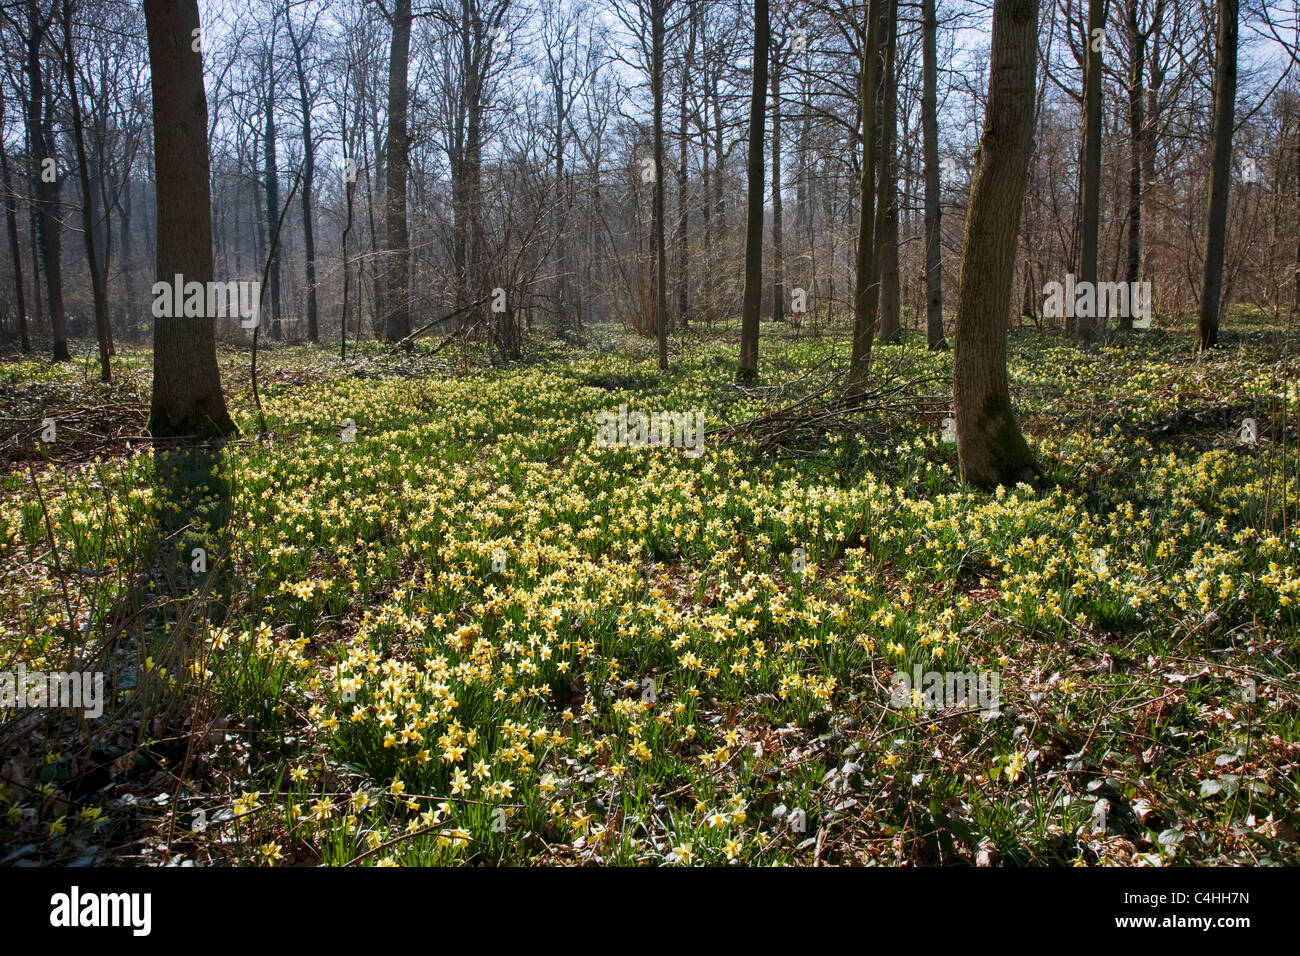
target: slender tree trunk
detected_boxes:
[1079,0,1106,341]
[0,93,29,352]
[652,0,669,370]
[1294,122,1300,317]
[953,0,1040,488]
[26,1,69,361]
[291,35,318,342]
[1123,0,1146,329]
[922,0,945,349]
[737,0,769,383]
[877,1,900,342]
[770,41,785,324]
[264,74,283,341]
[384,0,412,342]
[1197,0,1237,349]
[467,22,490,348]
[555,73,569,328]
[28,207,43,336]
[61,0,111,381]
[677,10,694,331]
[120,174,134,340]
[846,0,884,398]
[341,114,355,359]
[143,0,236,439]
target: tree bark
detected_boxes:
[737,0,768,383]
[1197,0,1236,349]
[1079,0,1105,341]
[845,0,884,398]
[677,8,694,331]
[1123,0,1147,326]
[26,0,70,361]
[289,16,318,342]
[143,0,236,439]
[652,0,669,370]
[384,0,412,343]
[877,0,900,343]
[770,38,785,324]
[953,0,1040,488]
[263,58,283,341]
[61,0,111,381]
[0,90,30,352]
[922,0,946,349]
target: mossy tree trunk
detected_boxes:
[952,0,1039,489]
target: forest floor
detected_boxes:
[1,315,1298,866]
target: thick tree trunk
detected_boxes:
[737,0,768,383]
[1197,0,1237,350]
[953,0,1040,488]
[143,0,236,439]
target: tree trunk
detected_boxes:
[877,1,900,343]
[0,91,30,352]
[1197,0,1237,350]
[677,10,694,331]
[143,0,236,439]
[652,0,669,370]
[1079,0,1105,341]
[737,0,768,384]
[770,40,784,324]
[26,0,69,361]
[846,0,884,398]
[263,72,283,341]
[384,0,412,342]
[953,0,1040,488]
[28,206,43,337]
[1123,0,1145,328]
[62,0,111,381]
[291,31,318,342]
[922,0,946,349]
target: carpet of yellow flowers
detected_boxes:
[2,317,1298,866]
